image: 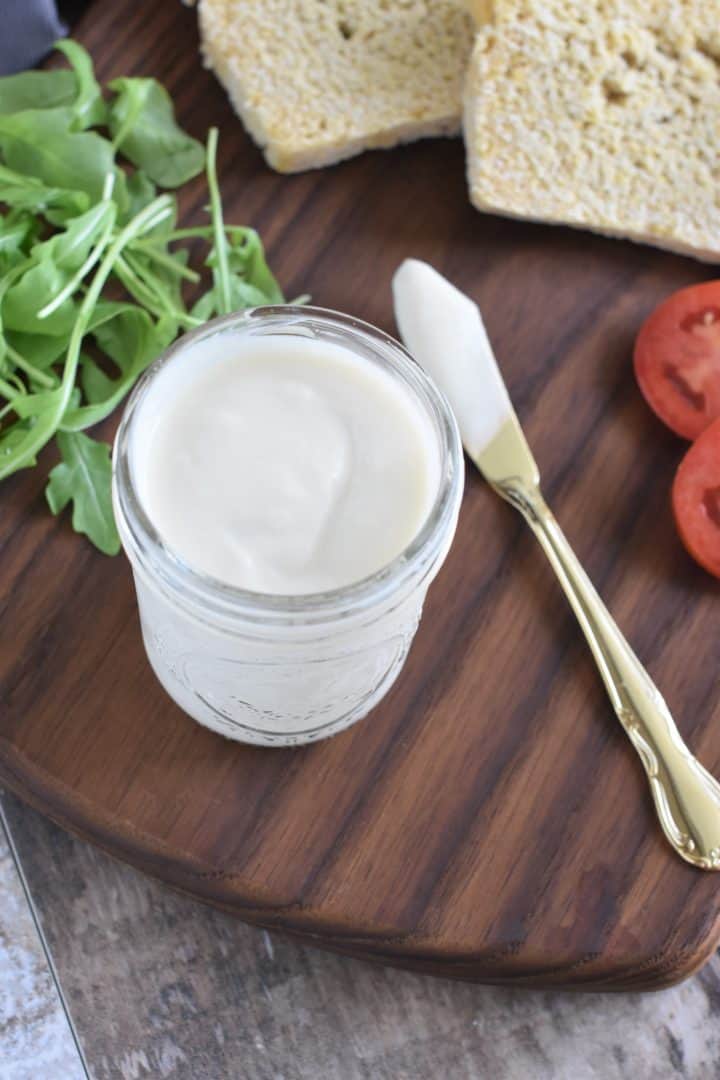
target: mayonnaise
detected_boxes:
[393,259,513,459]
[131,332,440,594]
[114,308,464,745]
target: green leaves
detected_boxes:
[109,78,205,187]
[0,40,104,126]
[191,130,284,322]
[0,162,88,219]
[36,200,115,271]
[231,229,284,305]
[0,70,78,115]
[0,42,112,204]
[46,431,119,554]
[62,304,176,431]
[3,259,78,335]
[54,39,106,129]
[0,44,286,555]
[190,226,284,322]
[125,170,157,218]
[0,113,115,203]
[0,211,36,274]
[2,201,115,335]
[4,330,66,371]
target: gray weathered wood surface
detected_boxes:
[3,790,720,1080]
[0,802,85,1080]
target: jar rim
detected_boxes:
[112,305,464,626]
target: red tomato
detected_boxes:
[634,281,720,441]
[672,417,720,579]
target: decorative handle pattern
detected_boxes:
[500,481,720,870]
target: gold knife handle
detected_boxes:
[499,481,720,870]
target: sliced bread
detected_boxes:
[464,0,720,261]
[199,0,476,173]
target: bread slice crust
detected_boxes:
[200,0,475,173]
[464,0,720,262]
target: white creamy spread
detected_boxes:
[132,332,440,594]
[393,258,512,457]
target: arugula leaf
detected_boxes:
[4,330,66,370]
[45,430,120,555]
[110,166,130,219]
[25,200,117,328]
[35,201,114,271]
[228,228,284,304]
[0,69,77,114]
[0,45,286,555]
[0,113,115,203]
[53,40,106,129]
[4,300,138,373]
[125,170,157,218]
[0,193,177,480]
[61,306,176,430]
[108,78,204,187]
[11,385,64,420]
[0,43,103,129]
[0,162,89,218]
[3,260,78,335]
[123,246,188,316]
[196,132,284,321]
[192,223,285,321]
[189,276,275,323]
[189,290,215,323]
[0,212,35,263]
[0,249,30,280]
[0,420,37,469]
[227,278,277,309]
[0,384,66,479]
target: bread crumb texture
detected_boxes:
[465,0,720,260]
[199,0,475,172]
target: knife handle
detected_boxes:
[502,481,720,870]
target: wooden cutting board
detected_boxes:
[2,0,720,991]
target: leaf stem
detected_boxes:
[62,196,175,398]
[114,254,201,329]
[130,240,201,282]
[114,253,170,315]
[123,250,182,314]
[206,128,231,315]
[165,225,249,241]
[5,344,56,389]
[0,376,21,399]
[138,204,175,235]
[37,207,116,320]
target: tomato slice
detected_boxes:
[634,281,720,440]
[672,417,720,579]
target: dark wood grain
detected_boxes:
[7,790,720,1080]
[2,0,720,991]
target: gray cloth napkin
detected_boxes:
[1,0,66,75]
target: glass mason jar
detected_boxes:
[112,307,464,747]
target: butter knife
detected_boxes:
[393,258,720,870]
